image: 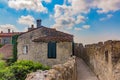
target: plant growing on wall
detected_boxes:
[12,35,19,62]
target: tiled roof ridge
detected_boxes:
[19,26,73,37]
[42,27,73,37]
[0,32,23,37]
[33,36,73,42]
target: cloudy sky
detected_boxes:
[0,0,120,44]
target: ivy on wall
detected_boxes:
[12,35,19,62]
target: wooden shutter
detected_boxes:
[48,42,56,58]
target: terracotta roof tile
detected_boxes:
[19,26,73,37]
[0,44,13,59]
[0,32,23,37]
[33,36,73,42]
[19,26,73,42]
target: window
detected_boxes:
[23,45,28,54]
[48,42,56,58]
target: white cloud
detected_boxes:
[18,15,35,26]
[23,27,28,32]
[107,14,113,18]
[68,0,91,14]
[54,15,75,29]
[75,15,85,24]
[100,14,113,21]
[74,27,82,31]
[52,4,86,30]
[8,0,48,13]
[51,0,120,33]
[68,0,120,14]
[44,0,52,3]
[94,0,120,13]
[82,25,90,29]
[0,24,18,32]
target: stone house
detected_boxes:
[0,29,22,60]
[0,29,21,45]
[17,19,74,66]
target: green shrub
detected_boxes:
[0,44,3,48]
[0,60,6,69]
[10,60,50,80]
[0,67,15,80]
[0,60,15,80]
[0,60,50,80]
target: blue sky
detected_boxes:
[0,0,120,44]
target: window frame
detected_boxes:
[48,42,57,59]
[23,45,28,55]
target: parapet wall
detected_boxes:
[25,57,77,80]
[75,40,120,80]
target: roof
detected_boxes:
[20,26,73,42]
[0,44,13,60]
[0,32,23,37]
[41,27,73,37]
[20,26,73,36]
[33,36,73,42]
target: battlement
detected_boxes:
[74,40,120,80]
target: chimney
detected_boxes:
[1,31,3,33]
[12,30,14,33]
[31,24,34,28]
[8,29,10,33]
[37,19,42,28]
[28,24,34,31]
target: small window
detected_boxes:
[105,51,108,62]
[23,45,28,54]
[48,42,56,58]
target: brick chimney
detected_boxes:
[12,30,14,33]
[1,31,3,33]
[28,24,35,31]
[37,19,42,28]
[31,24,34,28]
[8,29,10,33]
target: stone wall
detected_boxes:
[25,57,77,80]
[17,27,72,66]
[0,44,13,59]
[75,40,120,80]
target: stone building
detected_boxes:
[0,29,22,60]
[0,29,21,45]
[17,19,74,66]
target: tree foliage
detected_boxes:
[0,60,50,80]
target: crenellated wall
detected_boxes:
[25,57,77,80]
[75,40,120,80]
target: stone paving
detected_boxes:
[76,58,98,80]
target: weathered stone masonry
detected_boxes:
[17,27,73,66]
[75,40,120,80]
[26,57,77,80]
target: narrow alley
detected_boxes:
[77,58,98,80]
